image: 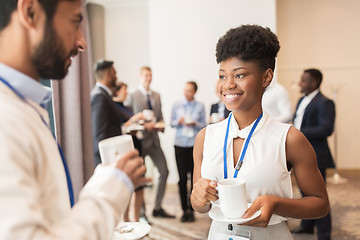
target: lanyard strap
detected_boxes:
[0,77,74,207]
[223,112,263,179]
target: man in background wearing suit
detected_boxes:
[292,68,335,240]
[91,60,128,166]
[209,87,231,124]
[125,66,175,218]
[209,100,230,123]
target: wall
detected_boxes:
[104,0,150,85]
[277,0,360,169]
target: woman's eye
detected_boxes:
[235,74,245,79]
[219,75,225,80]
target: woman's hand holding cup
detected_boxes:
[191,178,218,213]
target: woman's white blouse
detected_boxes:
[201,111,292,224]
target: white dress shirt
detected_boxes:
[293,89,319,130]
[96,82,113,96]
[262,82,293,123]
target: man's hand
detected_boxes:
[115,150,151,188]
[143,122,156,131]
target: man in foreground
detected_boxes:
[0,0,147,239]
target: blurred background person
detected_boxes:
[91,60,129,167]
[113,82,146,222]
[170,81,206,222]
[262,80,293,123]
[209,85,231,124]
[125,66,175,219]
[292,68,335,240]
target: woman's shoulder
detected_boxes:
[206,118,228,134]
[261,113,291,140]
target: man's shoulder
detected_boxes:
[91,86,108,101]
[196,100,205,107]
[151,89,160,95]
[315,92,334,104]
[172,99,183,108]
[128,89,142,98]
[90,85,102,96]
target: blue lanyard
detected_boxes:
[223,112,263,179]
[0,77,74,207]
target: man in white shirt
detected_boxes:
[262,81,293,123]
[0,1,148,239]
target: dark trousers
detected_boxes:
[301,168,332,240]
[174,146,194,212]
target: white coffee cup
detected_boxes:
[184,114,193,124]
[143,109,154,122]
[217,178,248,219]
[98,135,134,165]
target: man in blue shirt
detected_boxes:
[0,0,148,239]
[170,81,206,222]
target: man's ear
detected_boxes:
[17,0,43,29]
[263,68,273,88]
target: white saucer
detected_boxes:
[113,222,151,240]
[209,203,261,224]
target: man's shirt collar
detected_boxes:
[96,82,113,96]
[0,63,52,107]
[138,84,152,96]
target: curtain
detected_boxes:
[52,6,95,201]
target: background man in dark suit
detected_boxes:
[125,66,175,219]
[292,68,335,240]
[209,100,231,123]
[91,60,128,166]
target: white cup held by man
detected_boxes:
[98,135,134,165]
[217,178,248,219]
[143,109,154,122]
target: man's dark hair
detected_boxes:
[304,68,323,87]
[0,0,17,31]
[0,0,76,32]
[94,59,114,73]
[187,81,198,92]
[216,24,280,71]
[94,59,113,80]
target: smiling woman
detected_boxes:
[190,25,330,240]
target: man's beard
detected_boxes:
[31,22,78,80]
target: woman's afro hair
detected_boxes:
[216,25,280,71]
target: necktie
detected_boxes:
[146,94,153,110]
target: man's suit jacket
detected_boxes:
[91,85,128,166]
[294,92,336,169]
[210,102,231,118]
[124,89,163,150]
